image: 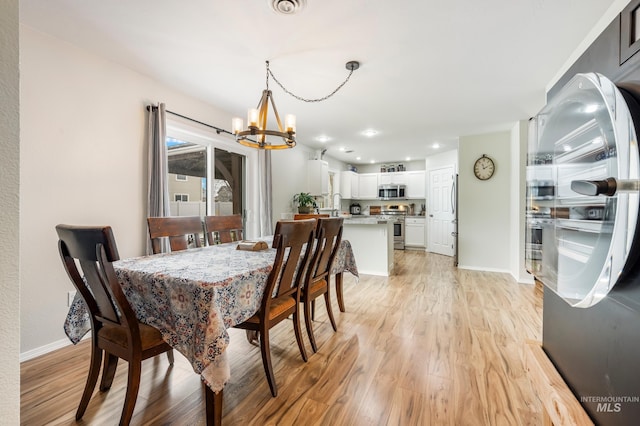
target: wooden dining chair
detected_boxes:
[56,225,174,426]
[204,214,243,245]
[301,217,344,352]
[293,213,330,221]
[147,215,204,254]
[232,219,316,397]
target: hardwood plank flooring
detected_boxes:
[21,250,543,425]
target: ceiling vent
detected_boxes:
[268,0,307,15]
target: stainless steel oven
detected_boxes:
[391,217,405,250]
[379,205,407,250]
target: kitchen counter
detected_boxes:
[343,216,389,225]
[342,219,394,276]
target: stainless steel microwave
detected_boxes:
[378,184,406,200]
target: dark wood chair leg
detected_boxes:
[166,349,175,365]
[204,385,223,426]
[259,326,277,397]
[245,329,259,345]
[99,352,119,391]
[120,359,142,426]
[76,343,103,420]
[335,272,345,312]
[324,290,338,331]
[292,309,309,361]
[303,297,318,353]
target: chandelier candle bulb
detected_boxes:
[248,108,259,128]
[285,114,296,133]
[231,117,243,134]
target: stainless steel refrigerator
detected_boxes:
[452,173,458,267]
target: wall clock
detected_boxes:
[473,154,495,180]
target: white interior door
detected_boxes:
[428,166,455,256]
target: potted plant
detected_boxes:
[293,192,316,214]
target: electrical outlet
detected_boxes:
[67,290,77,307]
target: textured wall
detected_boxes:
[0,0,21,422]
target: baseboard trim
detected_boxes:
[20,333,90,363]
[457,264,510,274]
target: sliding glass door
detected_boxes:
[212,148,244,216]
[167,138,208,217]
[165,117,248,221]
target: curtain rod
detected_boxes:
[146,105,233,136]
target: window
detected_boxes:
[165,116,252,224]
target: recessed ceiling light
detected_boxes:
[267,0,307,15]
[356,156,361,160]
[362,129,378,137]
[432,143,440,149]
[315,135,331,143]
[339,147,346,151]
[406,157,411,161]
[370,160,375,164]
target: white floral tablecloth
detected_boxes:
[64,239,358,392]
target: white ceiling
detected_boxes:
[20,0,616,164]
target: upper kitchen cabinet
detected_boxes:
[406,171,426,199]
[340,170,358,199]
[358,173,378,199]
[378,172,407,186]
[307,160,328,195]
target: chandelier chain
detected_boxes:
[265,60,356,103]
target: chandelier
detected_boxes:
[232,60,360,150]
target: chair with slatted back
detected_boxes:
[301,217,344,352]
[204,214,244,245]
[56,225,174,426]
[232,219,316,397]
[293,213,330,221]
[147,216,204,254]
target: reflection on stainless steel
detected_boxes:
[526,73,640,308]
[377,204,407,250]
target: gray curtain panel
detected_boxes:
[146,103,170,254]
[258,149,273,236]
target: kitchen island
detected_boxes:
[342,217,394,276]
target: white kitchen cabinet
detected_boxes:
[340,170,358,199]
[358,173,378,199]
[307,160,328,195]
[405,217,426,248]
[406,171,426,199]
[378,172,407,186]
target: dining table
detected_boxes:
[64,237,358,425]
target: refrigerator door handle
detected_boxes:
[451,180,456,214]
[571,178,640,196]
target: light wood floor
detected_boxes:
[21,250,544,425]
